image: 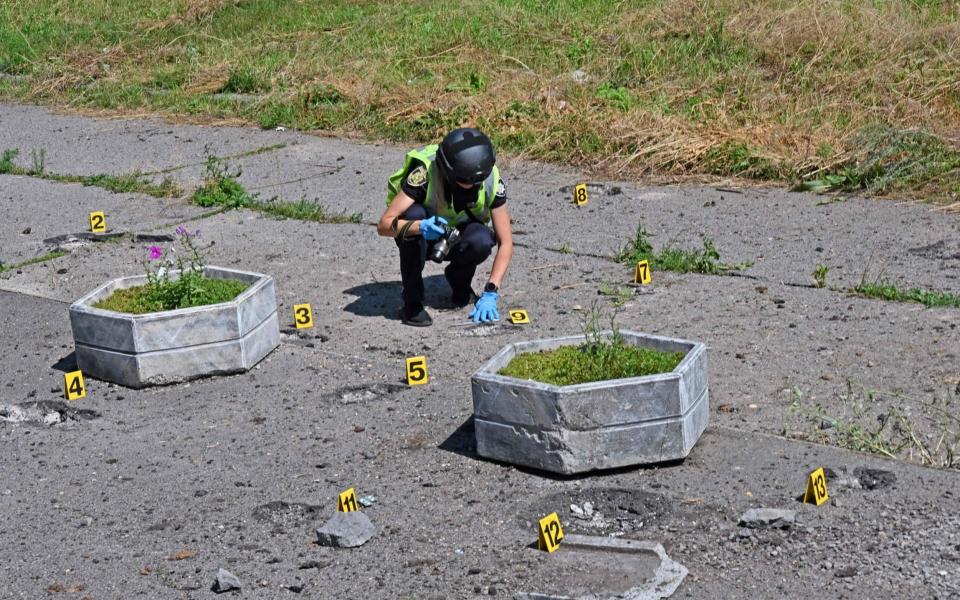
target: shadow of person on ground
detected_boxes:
[342,275,458,319]
[51,352,78,373]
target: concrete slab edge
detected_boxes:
[514,535,687,600]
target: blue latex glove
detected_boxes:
[470,291,500,324]
[420,216,448,242]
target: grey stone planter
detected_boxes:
[471,331,708,475]
[69,266,280,388]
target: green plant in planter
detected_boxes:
[93,226,248,314]
[499,306,685,386]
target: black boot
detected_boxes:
[401,304,432,327]
[445,263,477,308]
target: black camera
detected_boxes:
[428,227,461,263]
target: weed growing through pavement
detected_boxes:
[813,264,830,289]
[93,226,248,314]
[0,148,181,197]
[597,283,633,308]
[852,273,960,309]
[558,242,572,254]
[787,381,960,469]
[29,148,45,175]
[0,250,69,276]
[615,223,749,275]
[499,303,684,386]
[192,153,361,223]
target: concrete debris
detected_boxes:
[570,69,590,84]
[570,502,595,520]
[316,511,375,548]
[739,508,797,530]
[212,568,241,593]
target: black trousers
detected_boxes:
[395,204,495,311]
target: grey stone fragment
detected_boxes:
[315,511,375,548]
[212,568,241,593]
[739,508,797,529]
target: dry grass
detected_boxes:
[2,0,958,200]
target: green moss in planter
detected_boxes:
[499,339,685,386]
[93,276,249,314]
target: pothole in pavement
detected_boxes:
[557,183,624,196]
[453,323,523,337]
[252,501,322,534]
[515,488,692,599]
[0,401,100,426]
[522,487,700,536]
[280,328,331,347]
[824,466,897,491]
[517,537,685,600]
[321,382,406,404]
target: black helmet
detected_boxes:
[436,128,496,186]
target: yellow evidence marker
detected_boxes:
[337,487,359,512]
[537,512,565,553]
[293,303,314,329]
[89,211,106,233]
[634,259,651,285]
[573,183,588,206]
[64,370,86,401]
[509,310,530,324]
[803,467,829,506]
[405,356,428,386]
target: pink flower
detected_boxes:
[148,246,163,260]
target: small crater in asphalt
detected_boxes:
[321,382,405,404]
[853,467,897,490]
[524,488,686,535]
[558,183,623,196]
[0,401,100,426]
[252,501,322,533]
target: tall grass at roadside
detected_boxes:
[3,1,960,199]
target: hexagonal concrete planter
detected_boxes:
[471,331,708,475]
[69,266,280,388]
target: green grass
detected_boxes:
[852,280,960,309]
[1,148,181,197]
[615,223,748,275]
[93,278,248,314]
[0,250,68,274]
[597,283,633,307]
[192,154,361,223]
[786,381,960,469]
[793,127,960,199]
[252,198,361,223]
[3,1,959,200]
[499,337,685,387]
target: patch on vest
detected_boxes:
[406,165,428,187]
[495,179,506,198]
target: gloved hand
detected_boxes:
[470,291,500,324]
[420,215,448,242]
